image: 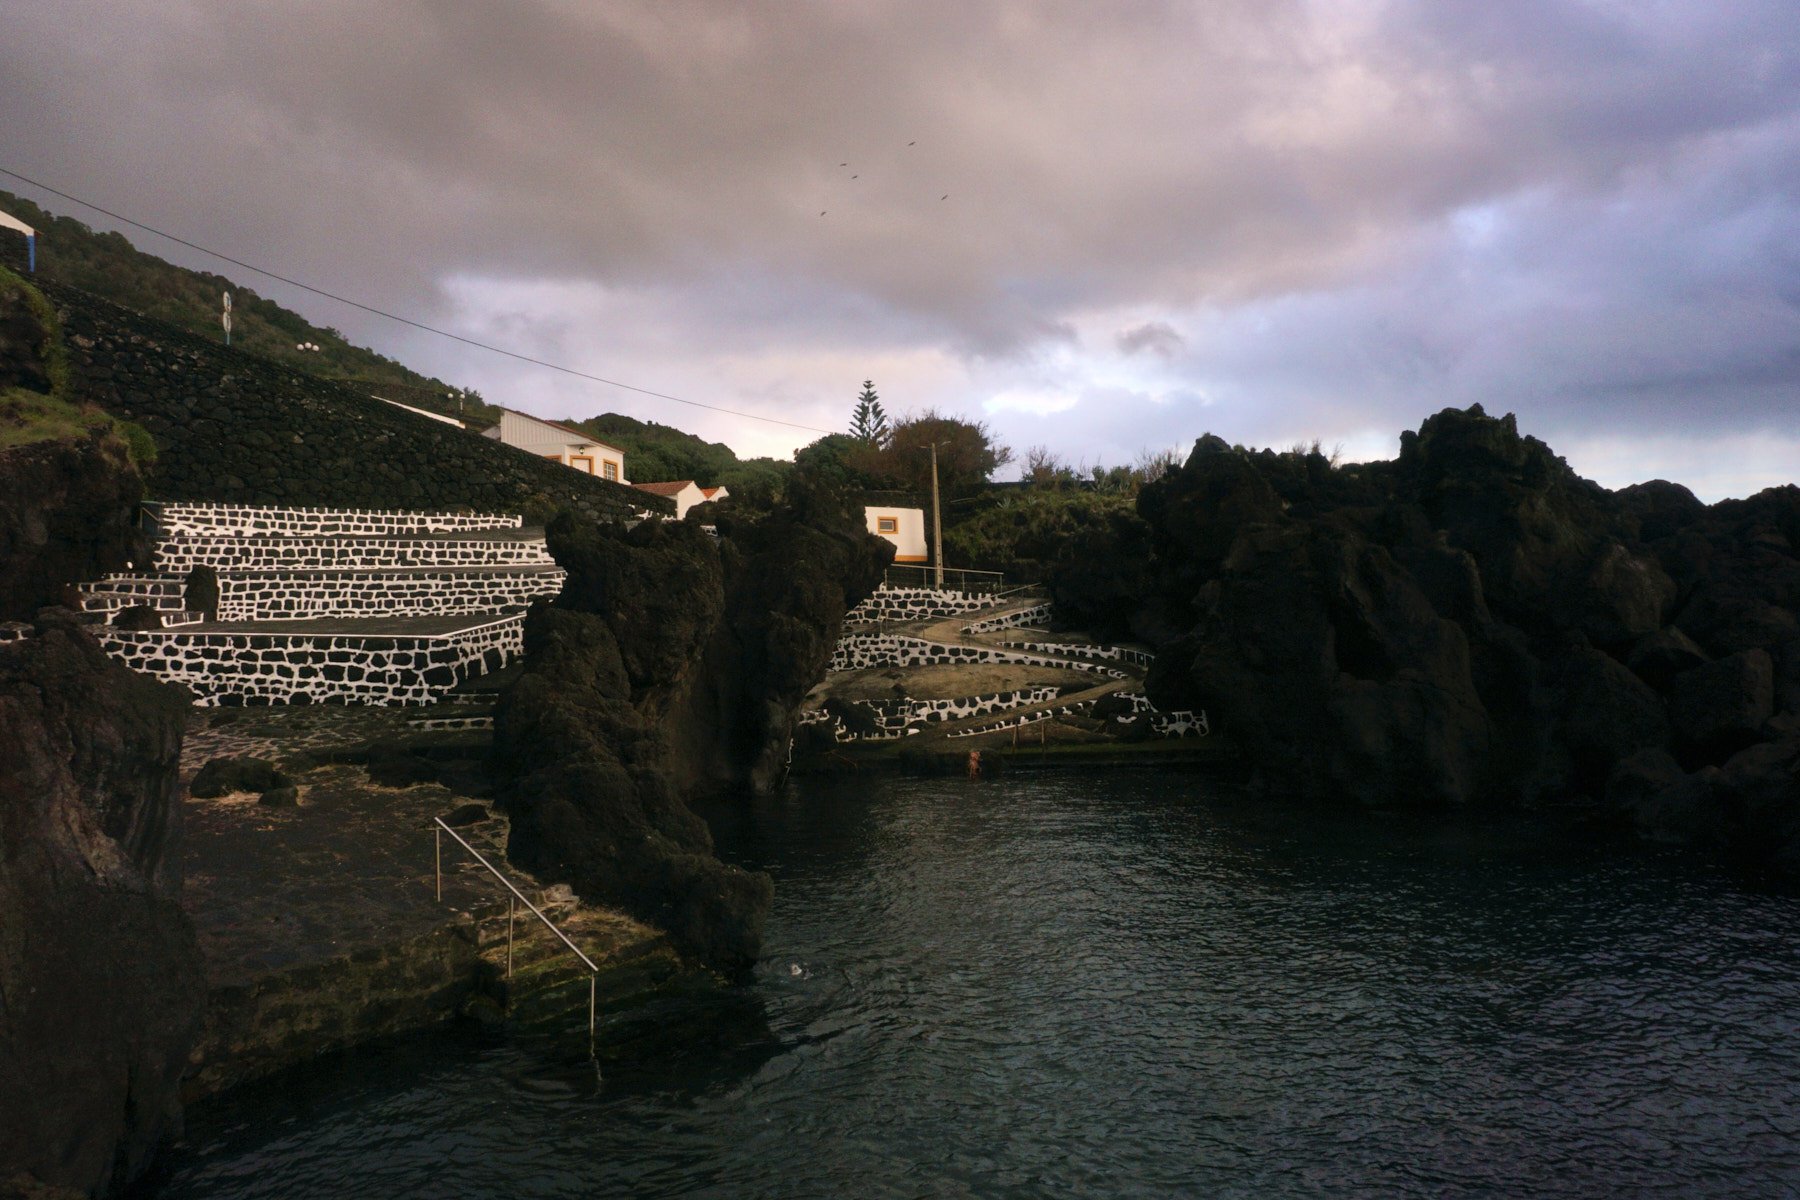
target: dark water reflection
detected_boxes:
[153,771,1800,1198]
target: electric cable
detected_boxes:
[0,166,834,435]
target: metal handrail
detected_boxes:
[433,816,598,1051]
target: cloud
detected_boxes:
[1116,322,1185,358]
[0,1,1796,496]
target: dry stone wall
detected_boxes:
[828,633,1129,678]
[962,603,1054,633]
[151,533,555,573]
[846,585,996,623]
[96,614,522,706]
[146,501,522,537]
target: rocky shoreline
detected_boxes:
[1055,406,1800,878]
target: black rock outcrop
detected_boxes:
[494,475,889,972]
[1127,406,1800,875]
[0,619,200,1197]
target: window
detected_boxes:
[602,461,619,481]
[569,455,595,474]
[877,517,898,534]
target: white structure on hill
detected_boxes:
[633,480,728,519]
[484,409,625,480]
[865,506,927,562]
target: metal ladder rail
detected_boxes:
[433,816,599,1052]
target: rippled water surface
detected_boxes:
[154,771,1800,1198]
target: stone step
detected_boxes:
[151,532,555,574]
[94,612,523,707]
[78,588,187,614]
[143,500,523,539]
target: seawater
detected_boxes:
[151,771,1800,1198]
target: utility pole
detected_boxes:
[930,442,944,589]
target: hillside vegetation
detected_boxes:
[0,188,488,423]
[572,411,789,494]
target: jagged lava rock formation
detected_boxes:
[494,477,890,972]
[1124,406,1800,874]
[0,616,199,1197]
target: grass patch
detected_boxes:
[0,265,157,468]
[0,265,70,398]
[0,386,115,451]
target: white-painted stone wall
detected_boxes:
[829,633,1129,678]
[95,614,523,706]
[146,502,521,538]
[152,535,555,573]
[846,585,996,623]
[961,603,1054,634]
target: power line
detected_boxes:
[0,167,835,436]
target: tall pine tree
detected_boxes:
[849,380,890,446]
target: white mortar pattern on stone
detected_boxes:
[94,614,523,706]
[828,633,1129,678]
[961,603,1054,634]
[152,535,555,573]
[147,502,521,538]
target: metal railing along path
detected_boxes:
[433,816,599,1052]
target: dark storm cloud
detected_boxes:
[2,1,1798,487]
[1116,322,1185,359]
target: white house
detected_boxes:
[484,409,626,481]
[865,505,927,563]
[632,480,729,519]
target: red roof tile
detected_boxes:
[631,480,696,497]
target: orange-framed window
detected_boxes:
[569,455,596,474]
[602,460,619,481]
[877,517,898,534]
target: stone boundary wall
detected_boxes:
[962,603,1054,634]
[846,585,994,623]
[828,633,1129,678]
[78,576,186,612]
[38,280,674,522]
[948,701,1095,738]
[146,501,522,538]
[95,614,522,705]
[151,534,555,574]
[999,640,1156,668]
[800,686,1070,741]
[199,567,565,621]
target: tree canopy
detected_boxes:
[849,380,890,446]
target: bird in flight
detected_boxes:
[820,211,826,216]
[908,141,916,146]
[941,194,949,200]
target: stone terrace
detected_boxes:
[77,501,563,705]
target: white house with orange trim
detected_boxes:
[632,480,729,519]
[865,505,927,562]
[483,409,626,481]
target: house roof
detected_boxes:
[632,480,697,497]
[490,407,625,455]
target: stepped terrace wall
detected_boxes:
[35,280,673,523]
[96,614,522,705]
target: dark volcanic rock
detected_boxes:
[0,626,200,1196]
[496,476,888,972]
[0,433,146,623]
[190,755,290,798]
[1668,649,1774,766]
[1131,405,1800,874]
[183,565,219,621]
[112,603,164,630]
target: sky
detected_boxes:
[3,1,1799,500]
